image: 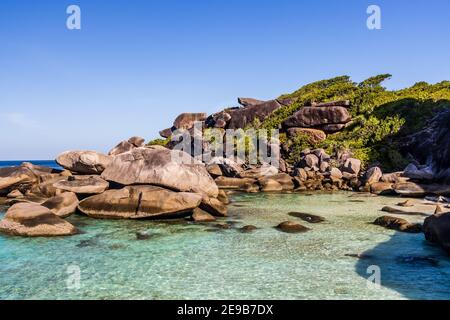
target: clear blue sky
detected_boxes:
[1,0,449,160]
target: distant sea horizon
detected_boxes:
[0,160,61,170]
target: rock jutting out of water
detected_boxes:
[240,225,258,233]
[275,221,311,233]
[288,212,325,223]
[0,202,78,237]
[373,216,422,233]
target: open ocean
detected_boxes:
[0,160,61,170]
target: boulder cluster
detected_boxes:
[154,97,450,196]
[1,95,449,257]
[0,140,229,237]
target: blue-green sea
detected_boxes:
[1,190,449,300]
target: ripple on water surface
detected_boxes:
[0,192,449,300]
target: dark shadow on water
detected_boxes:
[354,232,450,299]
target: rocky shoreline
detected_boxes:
[1,93,450,256]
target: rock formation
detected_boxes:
[101,147,218,198]
[78,185,203,219]
[0,202,78,237]
[282,106,351,128]
[56,151,112,174]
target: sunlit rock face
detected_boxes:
[101,147,219,198]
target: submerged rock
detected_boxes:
[275,221,310,233]
[396,255,439,267]
[78,185,202,219]
[381,206,429,217]
[240,225,258,233]
[344,253,374,260]
[136,231,153,240]
[288,212,325,223]
[213,222,232,230]
[0,202,78,237]
[373,216,422,233]
[76,238,99,247]
[398,199,415,207]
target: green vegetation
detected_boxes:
[263,75,450,171]
[146,137,170,147]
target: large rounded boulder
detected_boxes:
[78,185,202,219]
[101,147,218,197]
[56,151,112,174]
[0,202,78,237]
[423,212,450,254]
[282,106,351,128]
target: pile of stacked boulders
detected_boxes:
[282,100,352,142]
[0,137,230,237]
[292,148,361,192]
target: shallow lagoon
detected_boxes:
[1,192,449,300]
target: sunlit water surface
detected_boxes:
[1,192,449,300]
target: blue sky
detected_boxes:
[1,0,449,160]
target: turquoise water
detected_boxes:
[0,192,449,300]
